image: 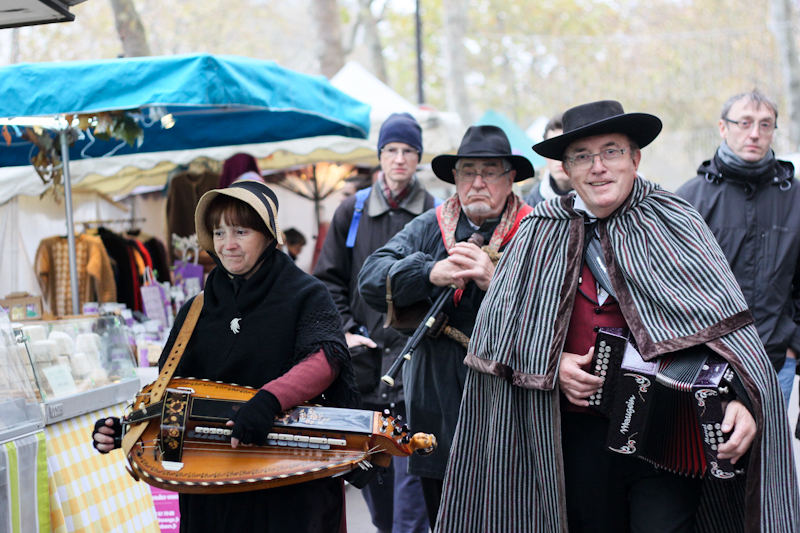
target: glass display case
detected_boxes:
[0,308,45,443]
[16,315,141,424]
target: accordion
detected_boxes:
[588,328,738,480]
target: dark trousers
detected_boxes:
[361,455,428,533]
[561,412,702,533]
[420,476,443,531]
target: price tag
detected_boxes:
[42,364,78,397]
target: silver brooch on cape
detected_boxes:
[230,318,241,334]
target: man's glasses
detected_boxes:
[455,169,511,184]
[566,147,630,169]
[723,117,777,133]
[380,147,420,159]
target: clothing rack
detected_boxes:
[78,217,146,228]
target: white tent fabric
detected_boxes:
[330,61,464,164]
[0,135,375,203]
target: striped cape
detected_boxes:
[437,178,799,533]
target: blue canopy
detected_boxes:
[0,53,371,169]
[475,110,544,169]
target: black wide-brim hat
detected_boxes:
[431,125,535,183]
[533,100,662,160]
[195,180,283,254]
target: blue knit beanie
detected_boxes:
[377,112,423,157]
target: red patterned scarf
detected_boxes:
[436,193,532,253]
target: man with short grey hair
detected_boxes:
[678,89,800,407]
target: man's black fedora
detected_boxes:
[432,125,535,183]
[532,100,662,160]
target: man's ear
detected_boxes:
[631,148,642,171]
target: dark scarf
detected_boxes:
[379,174,414,209]
[176,247,359,408]
[437,178,798,532]
[715,140,777,185]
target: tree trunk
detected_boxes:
[358,0,388,83]
[312,0,346,78]
[10,28,19,63]
[768,0,800,149]
[442,0,470,124]
[109,0,151,57]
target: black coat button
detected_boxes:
[594,308,602,314]
[594,326,600,332]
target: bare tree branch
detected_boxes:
[311,0,346,78]
[768,0,800,149]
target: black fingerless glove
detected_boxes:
[229,390,281,446]
[92,417,122,453]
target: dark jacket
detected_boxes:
[523,172,571,207]
[314,180,437,407]
[676,155,800,371]
[357,208,505,479]
[159,248,357,533]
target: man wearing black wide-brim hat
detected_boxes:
[358,125,534,530]
[437,101,799,532]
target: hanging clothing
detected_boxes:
[167,170,220,262]
[97,228,138,311]
[143,236,170,284]
[34,234,116,317]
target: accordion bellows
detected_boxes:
[589,328,738,480]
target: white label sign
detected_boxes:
[42,364,78,397]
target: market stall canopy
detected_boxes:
[0,53,371,203]
[474,110,545,169]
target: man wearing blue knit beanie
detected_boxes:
[314,111,434,533]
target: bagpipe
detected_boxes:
[121,378,436,494]
[381,233,484,387]
[588,328,741,480]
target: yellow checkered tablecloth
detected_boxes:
[45,403,159,533]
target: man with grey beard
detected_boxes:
[358,125,533,529]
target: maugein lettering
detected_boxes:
[619,395,636,434]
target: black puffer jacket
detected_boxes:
[676,155,800,371]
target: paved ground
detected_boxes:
[344,482,378,533]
